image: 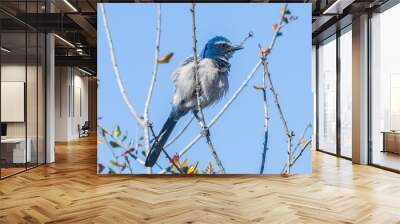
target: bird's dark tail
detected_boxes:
[145,109,183,167]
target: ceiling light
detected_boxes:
[54,34,75,48]
[323,0,355,15]
[63,0,78,12]
[1,47,11,53]
[78,67,93,76]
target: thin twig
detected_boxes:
[148,125,183,174]
[291,139,312,168]
[239,31,254,47]
[281,139,311,173]
[100,4,144,128]
[124,156,134,174]
[265,60,293,175]
[190,3,225,174]
[143,4,161,174]
[259,57,270,174]
[190,4,202,119]
[262,4,294,175]
[99,125,146,165]
[292,124,311,156]
[165,115,195,148]
[193,113,225,173]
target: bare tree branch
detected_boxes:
[265,59,294,175]
[176,4,292,164]
[281,139,311,173]
[260,4,295,175]
[164,115,195,148]
[292,123,311,156]
[100,4,144,128]
[148,125,184,174]
[190,3,225,174]
[291,139,312,168]
[143,4,162,174]
[259,58,270,174]
[239,31,254,47]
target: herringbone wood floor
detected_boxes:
[0,136,400,224]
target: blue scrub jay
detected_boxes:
[145,36,243,167]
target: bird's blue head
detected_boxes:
[200,36,243,60]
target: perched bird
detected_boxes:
[145,36,243,167]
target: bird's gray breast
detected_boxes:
[172,58,229,112]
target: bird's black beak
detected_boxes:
[229,44,244,52]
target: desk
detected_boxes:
[382,131,400,154]
[1,138,31,163]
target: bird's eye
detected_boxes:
[220,43,228,48]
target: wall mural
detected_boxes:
[97,3,312,175]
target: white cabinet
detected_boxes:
[1,138,32,163]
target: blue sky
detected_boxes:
[98,3,312,174]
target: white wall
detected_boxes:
[55,67,89,141]
[371,4,400,156]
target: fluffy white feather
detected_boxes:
[172,58,229,112]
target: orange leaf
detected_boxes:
[187,162,199,174]
[172,153,180,166]
[180,158,188,169]
[258,48,270,57]
[272,24,280,31]
[298,140,307,145]
[253,85,265,91]
[158,52,174,63]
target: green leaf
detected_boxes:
[109,160,118,166]
[128,152,138,160]
[101,128,108,137]
[121,135,127,142]
[171,164,177,174]
[141,150,146,157]
[108,167,116,174]
[124,156,132,167]
[128,139,133,147]
[109,141,120,148]
[112,126,121,138]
